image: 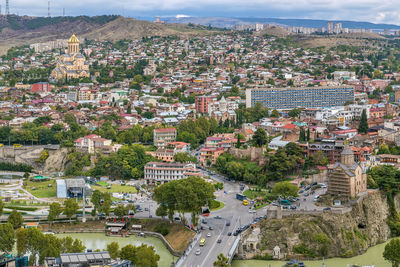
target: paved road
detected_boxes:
[178,169,267,267]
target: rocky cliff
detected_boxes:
[242,191,391,259]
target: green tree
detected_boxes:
[153,176,215,226]
[288,108,301,118]
[0,198,4,216]
[270,109,279,117]
[134,244,160,267]
[155,205,168,219]
[64,199,79,223]
[173,152,198,163]
[0,223,15,254]
[383,238,400,267]
[358,109,369,134]
[252,128,268,147]
[213,253,230,267]
[114,204,129,219]
[127,105,132,114]
[272,181,299,199]
[60,236,86,253]
[119,244,160,267]
[299,128,306,142]
[16,228,29,255]
[235,134,244,149]
[8,209,24,229]
[48,202,62,226]
[107,242,120,259]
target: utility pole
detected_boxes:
[5,0,9,15]
[82,184,86,222]
[48,1,50,17]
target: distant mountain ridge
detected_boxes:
[163,16,400,30]
[0,15,217,55]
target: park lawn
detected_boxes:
[243,189,268,200]
[91,184,137,194]
[210,200,225,211]
[24,179,56,198]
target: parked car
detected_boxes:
[249,209,256,213]
[217,239,222,244]
[215,216,222,219]
[323,207,332,211]
[290,206,297,210]
[195,249,201,255]
[226,221,231,226]
[207,233,211,237]
[209,226,214,230]
[227,232,232,236]
[202,219,207,224]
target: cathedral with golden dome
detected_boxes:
[50,34,90,81]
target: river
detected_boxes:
[232,240,391,267]
[56,233,176,267]
[56,233,391,267]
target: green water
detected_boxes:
[232,239,391,267]
[56,233,176,267]
[57,233,391,267]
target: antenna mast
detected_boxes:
[48,1,50,17]
[5,0,9,15]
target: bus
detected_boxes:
[243,199,249,206]
[199,238,206,247]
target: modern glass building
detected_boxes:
[246,86,354,109]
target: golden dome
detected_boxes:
[68,34,80,43]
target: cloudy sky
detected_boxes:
[6,0,400,25]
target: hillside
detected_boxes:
[164,16,400,30]
[240,191,392,259]
[0,15,217,55]
[254,26,291,37]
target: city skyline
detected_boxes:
[2,0,400,25]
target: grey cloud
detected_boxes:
[4,0,400,25]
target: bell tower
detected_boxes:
[341,145,354,166]
[67,34,80,54]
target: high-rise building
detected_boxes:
[195,95,213,114]
[327,22,333,34]
[246,86,354,109]
[334,22,342,34]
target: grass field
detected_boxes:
[210,200,225,211]
[91,183,137,194]
[24,179,56,198]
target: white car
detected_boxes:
[195,249,201,255]
[249,209,256,213]
[207,232,211,237]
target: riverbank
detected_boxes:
[40,218,194,253]
[232,238,391,267]
[56,233,175,267]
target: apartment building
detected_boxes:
[195,95,213,114]
[246,86,354,109]
[199,147,225,166]
[154,128,177,148]
[144,162,202,184]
